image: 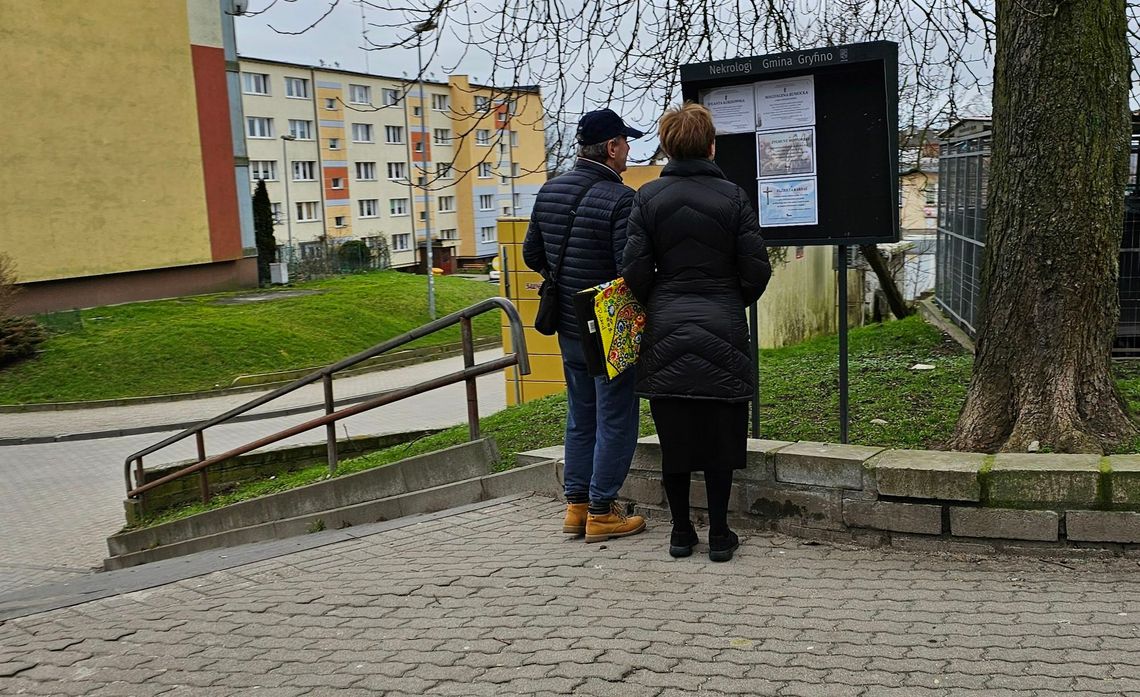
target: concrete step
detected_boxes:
[104,439,562,570]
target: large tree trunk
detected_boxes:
[950,0,1136,453]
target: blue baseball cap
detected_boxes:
[576,109,645,146]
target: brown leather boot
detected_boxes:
[584,501,646,543]
[563,503,588,535]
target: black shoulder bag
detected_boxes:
[534,184,597,336]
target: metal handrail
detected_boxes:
[123,297,530,500]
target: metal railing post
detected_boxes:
[196,432,210,503]
[461,316,480,440]
[324,374,338,475]
[134,457,146,512]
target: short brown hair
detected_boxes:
[658,103,716,160]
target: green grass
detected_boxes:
[0,271,500,404]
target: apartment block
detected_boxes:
[239,58,546,271]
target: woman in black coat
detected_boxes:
[622,103,772,562]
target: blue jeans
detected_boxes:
[558,333,640,504]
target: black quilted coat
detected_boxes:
[622,158,772,401]
[522,159,635,340]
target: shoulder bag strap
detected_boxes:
[549,183,599,284]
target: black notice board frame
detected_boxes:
[680,41,900,247]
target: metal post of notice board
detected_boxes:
[838,245,849,444]
[750,301,760,438]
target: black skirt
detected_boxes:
[649,398,748,474]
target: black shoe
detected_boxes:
[669,521,699,558]
[708,530,739,562]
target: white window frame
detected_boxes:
[295,201,320,222]
[352,123,374,143]
[250,160,277,181]
[288,119,313,140]
[349,84,371,105]
[477,162,492,178]
[436,163,453,179]
[324,98,336,110]
[384,126,404,144]
[359,199,379,218]
[292,161,316,181]
[328,137,340,150]
[241,72,269,95]
[513,193,521,209]
[246,117,273,139]
[474,95,490,111]
[392,233,411,251]
[334,215,346,228]
[389,198,409,216]
[511,131,519,147]
[387,162,407,181]
[433,128,451,145]
[475,129,490,146]
[478,194,493,210]
[439,228,457,240]
[431,93,449,111]
[270,202,282,223]
[355,162,377,181]
[438,196,455,213]
[330,177,344,190]
[382,88,401,106]
[284,77,310,99]
[479,225,497,243]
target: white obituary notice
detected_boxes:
[700,85,756,135]
[754,76,816,131]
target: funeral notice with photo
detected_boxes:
[759,177,818,227]
[700,85,756,135]
[754,76,815,131]
[757,128,815,178]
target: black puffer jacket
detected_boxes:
[622,158,772,401]
[523,159,634,340]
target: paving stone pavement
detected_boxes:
[0,355,507,594]
[4,495,1140,696]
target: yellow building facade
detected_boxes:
[3,1,256,314]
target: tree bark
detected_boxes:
[859,244,911,320]
[950,0,1136,453]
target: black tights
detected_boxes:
[662,470,733,535]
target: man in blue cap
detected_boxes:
[523,108,647,543]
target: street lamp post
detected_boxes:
[280,134,297,264]
[414,18,437,320]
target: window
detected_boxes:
[439,228,457,240]
[513,193,521,209]
[300,241,323,258]
[324,98,336,110]
[387,162,407,180]
[417,175,427,187]
[284,77,310,98]
[501,174,509,185]
[355,162,377,180]
[352,123,374,143]
[382,88,401,105]
[478,162,492,178]
[331,177,344,190]
[289,119,313,140]
[500,141,508,154]
[512,163,520,177]
[480,225,496,243]
[479,194,493,210]
[511,130,519,147]
[328,137,340,150]
[438,196,455,212]
[250,160,277,181]
[349,84,371,104]
[385,126,404,144]
[270,202,282,223]
[246,117,273,138]
[431,94,449,111]
[295,201,320,221]
[359,199,379,218]
[413,105,422,117]
[414,141,424,153]
[436,163,453,179]
[502,205,511,215]
[419,210,427,221]
[925,184,938,206]
[474,95,490,111]
[242,72,269,95]
[292,161,316,181]
[433,128,451,145]
[392,233,411,251]
[476,129,490,146]
[390,198,409,216]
